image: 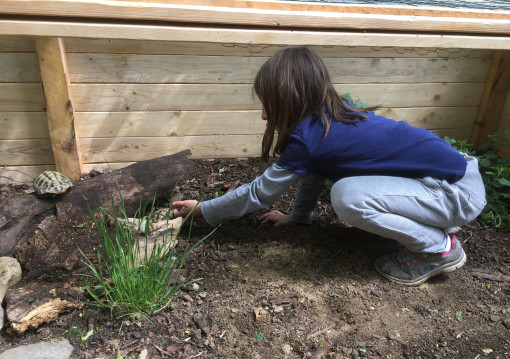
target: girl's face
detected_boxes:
[261,106,268,121]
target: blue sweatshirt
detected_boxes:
[278,111,466,183]
[201,111,467,226]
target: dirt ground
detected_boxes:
[1,157,510,359]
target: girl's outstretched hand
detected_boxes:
[259,210,295,227]
[172,200,202,219]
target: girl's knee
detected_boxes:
[330,178,365,220]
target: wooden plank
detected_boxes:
[35,37,82,180]
[0,36,34,52]
[75,111,264,137]
[0,112,49,140]
[2,20,510,51]
[82,162,133,174]
[377,107,477,130]
[79,134,263,163]
[0,165,56,185]
[79,128,471,164]
[74,107,475,138]
[0,0,509,34]
[63,38,492,59]
[0,139,54,166]
[3,0,510,21]
[66,54,489,84]
[0,83,45,112]
[0,53,40,82]
[67,54,266,84]
[470,51,510,148]
[70,83,484,112]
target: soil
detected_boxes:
[1,157,510,359]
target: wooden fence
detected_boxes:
[0,0,509,184]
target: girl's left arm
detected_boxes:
[200,163,302,226]
[290,173,326,224]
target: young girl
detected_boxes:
[172,47,486,286]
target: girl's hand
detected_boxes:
[259,210,295,227]
[172,200,202,219]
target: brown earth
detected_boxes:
[1,157,510,359]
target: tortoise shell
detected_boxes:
[152,207,174,223]
[33,170,73,196]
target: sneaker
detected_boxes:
[374,235,467,286]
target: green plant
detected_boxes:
[79,179,216,320]
[446,133,510,228]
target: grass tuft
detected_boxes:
[79,179,215,320]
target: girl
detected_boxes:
[172,47,486,286]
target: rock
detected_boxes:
[0,257,22,330]
[0,339,74,359]
[502,318,510,329]
[5,280,84,333]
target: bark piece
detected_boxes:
[5,281,84,333]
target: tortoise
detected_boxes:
[33,170,73,196]
[151,207,174,223]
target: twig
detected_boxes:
[154,344,172,357]
[120,339,139,350]
[472,269,510,282]
[307,324,335,339]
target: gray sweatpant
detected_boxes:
[330,156,487,253]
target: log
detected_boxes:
[0,150,193,258]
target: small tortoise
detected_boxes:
[33,170,73,196]
[152,207,174,223]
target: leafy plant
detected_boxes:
[446,133,510,228]
[79,178,216,320]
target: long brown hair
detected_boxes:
[254,47,377,161]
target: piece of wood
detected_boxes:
[0,0,509,34]
[0,35,34,52]
[79,135,262,163]
[2,20,510,51]
[0,150,193,258]
[74,107,473,139]
[0,112,49,140]
[35,37,82,180]
[70,83,484,112]
[75,110,264,137]
[5,280,84,333]
[66,53,489,84]
[0,83,45,112]
[0,165,56,185]
[64,38,493,59]
[470,51,510,148]
[0,53,40,82]
[0,139,54,166]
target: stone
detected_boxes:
[0,257,22,330]
[0,339,74,359]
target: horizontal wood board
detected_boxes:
[0,0,509,35]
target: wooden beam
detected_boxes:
[1,20,510,51]
[35,37,82,180]
[0,0,509,34]
[470,51,510,148]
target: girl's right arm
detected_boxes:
[196,163,302,226]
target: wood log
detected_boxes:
[0,150,193,258]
